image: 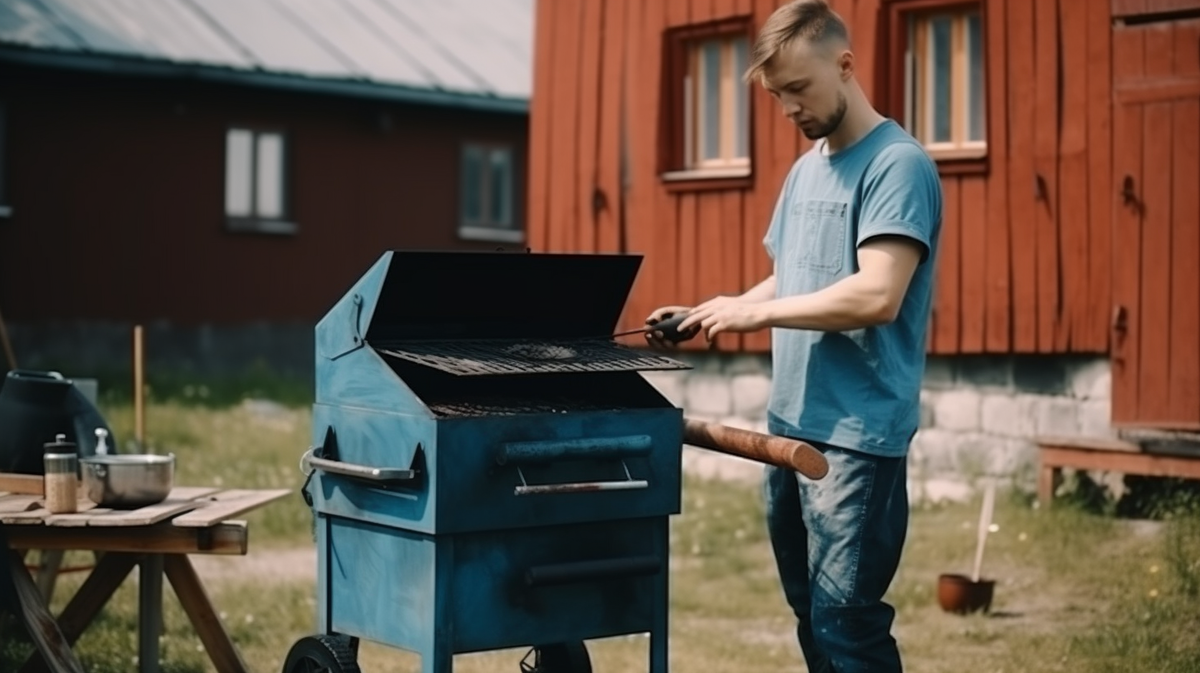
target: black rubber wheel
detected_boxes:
[533,641,591,673]
[282,634,362,673]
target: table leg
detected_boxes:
[19,553,139,673]
[4,548,86,673]
[163,554,250,673]
[1038,463,1060,507]
[139,555,163,673]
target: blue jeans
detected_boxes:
[763,423,909,673]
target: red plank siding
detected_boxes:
[1058,0,1091,352]
[595,0,626,254]
[545,0,585,254]
[1169,20,1200,425]
[622,0,670,335]
[984,0,1012,352]
[1138,21,1176,421]
[1086,0,1115,353]
[1033,0,1061,352]
[959,177,988,353]
[1111,24,1146,424]
[526,0,557,252]
[1007,0,1039,352]
[933,179,962,353]
[574,0,605,253]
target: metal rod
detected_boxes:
[514,479,648,496]
[133,325,144,450]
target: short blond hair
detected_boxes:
[743,0,850,84]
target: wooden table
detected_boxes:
[0,485,291,673]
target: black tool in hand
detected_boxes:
[611,312,699,344]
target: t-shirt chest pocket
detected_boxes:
[786,199,849,275]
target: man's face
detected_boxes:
[761,38,850,140]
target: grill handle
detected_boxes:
[301,448,418,484]
[497,435,652,465]
[525,555,661,587]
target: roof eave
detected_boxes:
[0,46,529,115]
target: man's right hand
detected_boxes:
[644,305,693,349]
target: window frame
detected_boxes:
[223,125,296,235]
[458,141,524,244]
[878,0,989,176]
[660,17,755,193]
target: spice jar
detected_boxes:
[43,433,78,514]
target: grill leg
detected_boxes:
[420,639,452,673]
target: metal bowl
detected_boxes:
[80,453,174,508]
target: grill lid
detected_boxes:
[368,250,644,341]
[317,250,692,375]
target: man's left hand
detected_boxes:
[678,301,767,343]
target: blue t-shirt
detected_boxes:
[763,119,942,457]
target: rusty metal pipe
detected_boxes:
[682,418,829,480]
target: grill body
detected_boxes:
[296,250,691,673]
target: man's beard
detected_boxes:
[797,92,848,140]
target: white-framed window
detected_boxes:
[686,33,750,171]
[904,5,986,159]
[459,143,522,243]
[224,127,295,234]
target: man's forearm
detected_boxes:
[738,275,777,303]
[757,274,895,332]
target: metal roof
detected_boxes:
[0,0,532,113]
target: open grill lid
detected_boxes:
[316,250,691,376]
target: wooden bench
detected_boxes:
[1036,435,1200,506]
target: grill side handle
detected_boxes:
[497,435,652,465]
[301,448,419,484]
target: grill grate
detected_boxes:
[378,339,690,376]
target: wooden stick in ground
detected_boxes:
[972,479,996,583]
[0,303,16,369]
[134,325,144,450]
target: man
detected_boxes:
[645,1,942,671]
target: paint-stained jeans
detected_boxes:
[763,424,909,673]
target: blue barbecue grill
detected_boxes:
[286,249,697,673]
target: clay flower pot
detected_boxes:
[937,573,995,614]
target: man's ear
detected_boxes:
[838,50,855,80]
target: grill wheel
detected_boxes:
[520,641,592,673]
[282,634,361,673]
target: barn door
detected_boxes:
[1110,12,1200,429]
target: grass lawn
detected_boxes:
[3,401,1199,672]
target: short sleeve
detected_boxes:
[857,142,942,264]
[763,158,804,261]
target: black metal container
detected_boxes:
[0,369,118,475]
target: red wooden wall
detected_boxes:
[526,0,1124,358]
[0,64,528,326]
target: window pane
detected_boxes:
[462,146,483,223]
[733,36,749,159]
[930,16,952,144]
[255,133,284,219]
[489,148,512,227]
[967,12,985,142]
[225,129,252,217]
[702,41,721,160]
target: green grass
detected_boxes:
[3,402,1199,672]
